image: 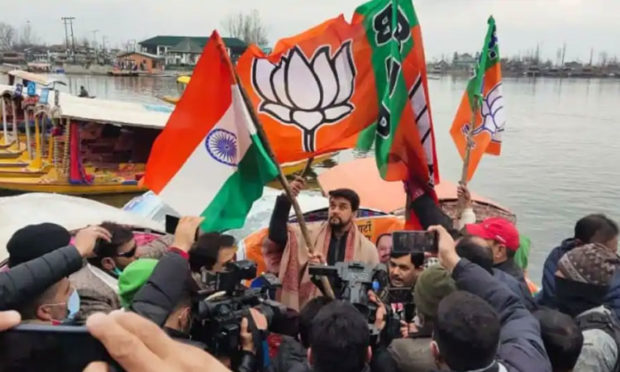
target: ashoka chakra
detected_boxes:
[205,128,238,166]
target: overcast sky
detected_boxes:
[5,0,618,63]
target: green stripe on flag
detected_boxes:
[466,16,499,111]
[355,0,417,178]
[200,135,278,232]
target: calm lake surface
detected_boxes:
[10,74,620,283]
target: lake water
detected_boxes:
[16,74,620,283]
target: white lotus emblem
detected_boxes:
[251,41,357,152]
[461,83,505,144]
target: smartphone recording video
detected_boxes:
[391,230,438,255]
[0,324,117,372]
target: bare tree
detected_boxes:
[222,9,268,47]
[0,23,16,50]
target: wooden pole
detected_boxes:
[1,98,7,145]
[301,156,314,177]
[232,73,335,300]
[459,98,479,185]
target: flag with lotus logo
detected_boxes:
[450,16,505,182]
[237,0,438,182]
[237,16,373,163]
[144,31,278,232]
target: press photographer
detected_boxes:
[130,217,290,372]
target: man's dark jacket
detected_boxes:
[453,259,551,372]
[0,245,82,310]
[536,238,620,320]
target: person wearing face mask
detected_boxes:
[554,243,620,372]
[1,223,109,312]
[70,222,138,320]
[16,277,80,324]
[127,219,261,372]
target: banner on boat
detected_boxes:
[450,16,505,182]
[144,31,279,232]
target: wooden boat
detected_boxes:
[0,70,172,196]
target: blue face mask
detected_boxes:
[66,289,80,321]
[113,267,123,277]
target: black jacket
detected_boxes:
[492,269,537,312]
[131,250,191,327]
[410,193,455,234]
[269,335,310,372]
[0,245,82,310]
[453,259,551,372]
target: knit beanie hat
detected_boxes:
[557,243,620,286]
[7,223,71,268]
[118,258,158,308]
[414,264,457,320]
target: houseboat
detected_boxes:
[0,70,171,195]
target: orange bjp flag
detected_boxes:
[236,16,378,163]
[450,17,505,182]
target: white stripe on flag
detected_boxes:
[158,85,252,216]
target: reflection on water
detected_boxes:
[3,72,620,283]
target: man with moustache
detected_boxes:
[263,177,378,310]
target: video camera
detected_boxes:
[191,260,287,356]
[309,261,388,335]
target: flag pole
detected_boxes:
[301,157,314,177]
[232,71,335,300]
[459,98,479,185]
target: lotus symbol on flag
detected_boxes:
[478,83,505,138]
[252,41,356,152]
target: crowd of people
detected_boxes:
[0,178,619,372]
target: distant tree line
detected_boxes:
[222,9,269,47]
[0,22,41,51]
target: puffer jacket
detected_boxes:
[454,259,552,372]
[269,335,310,372]
[493,268,537,311]
[536,238,578,308]
[535,238,620,320]
[131,250,191,327]
[0,245,82,310]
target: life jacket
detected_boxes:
[575,306,620,372]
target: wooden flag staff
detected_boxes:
[459,97,479,186]
[233,72,335,300]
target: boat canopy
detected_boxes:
[7,69,66,87]
[0,193,164,263]
[0,83,172,129]
[53,91,172,129]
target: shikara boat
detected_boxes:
[159,75,190,104]
[0,70,171,195]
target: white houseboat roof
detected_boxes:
[0,82,172,130]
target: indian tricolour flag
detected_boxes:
[144,31,279,232]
